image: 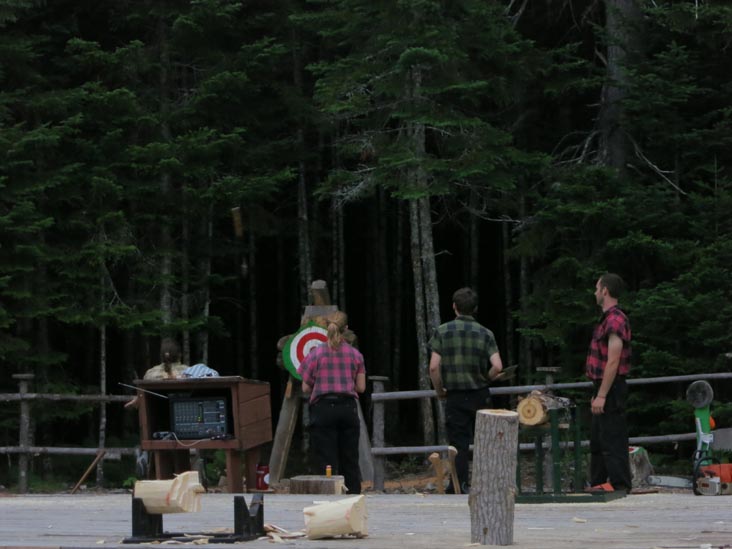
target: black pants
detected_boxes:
[590,377,632,491]
[309,396,362,494]
[445,386,492,489]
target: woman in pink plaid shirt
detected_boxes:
[300,311,366,494]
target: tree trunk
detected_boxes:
[470,410,519,546]
[468,188,480,289]
[409,199,435,446]
[331,198,346,310]
[518,192,531,383]
[158,16,173,327]
[248,207,258,378]
[417,197,446,444]
[292,29,312,311]
[391,201,404,393]
[598,0,643,171]
[197,213,212,365]
[502,222,514,367]
[96,284,107,486]
[181,211,191,365]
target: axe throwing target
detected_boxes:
[282,322,328,380]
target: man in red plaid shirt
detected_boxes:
[586,273,632,492]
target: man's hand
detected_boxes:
[436,387,447,400]
[591,395,606,415]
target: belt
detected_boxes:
[320,394,352,400]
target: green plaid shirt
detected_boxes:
[429,315,499,390]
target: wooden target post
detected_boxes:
[470,409,519,546]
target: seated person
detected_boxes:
[125,338,187,408]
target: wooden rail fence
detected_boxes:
[2,371,731,493]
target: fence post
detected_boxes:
[12,373,35,493]
[369,376,389,491]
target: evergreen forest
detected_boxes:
[1,0,731,488]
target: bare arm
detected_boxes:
[429,351,447,398]
[592,333,622,414]
[487,352,503,380]
[301,381,313,394]
[355,372,366,393]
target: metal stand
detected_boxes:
[516,408,625,503]
[123,493,264,544]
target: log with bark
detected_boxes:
[470,409,518,546]
[516,390,571,426]
[303,494,367,539]
[133,470,205,514]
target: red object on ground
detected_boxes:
[585,482,615,492]
[256,464,270,490]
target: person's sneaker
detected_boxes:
[585,482,614,492]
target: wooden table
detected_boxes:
[135,376,272,493]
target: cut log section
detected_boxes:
[133,470,205,514]
[290,474,346,495]
[303,494,367,539]
[516,390,571,426]
[470,409,519,546]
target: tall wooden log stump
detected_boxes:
[470,409,519,546]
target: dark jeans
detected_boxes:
[309,396,362,494]
[590,377,632,491]
[445,385,492,488]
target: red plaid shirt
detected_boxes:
[300,342,365,404]
[586,305,631,381]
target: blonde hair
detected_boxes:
[326,311,348,349]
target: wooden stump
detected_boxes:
[303,494,367,539]
[470,409,518,546]
[290,474,346,495]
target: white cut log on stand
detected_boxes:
[134,470,205,514]
[516,390,570,426]
[470,409,518,546]
[303,494,367,539]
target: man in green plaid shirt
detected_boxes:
[429,287,503,493]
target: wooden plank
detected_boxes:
[240,420,273,451]
[236,380,271,402]
[268,381,300,485]
[238,395,272,428]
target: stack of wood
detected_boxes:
[516,390,571,426]
[303,495,367,539]
[134,471,205,514]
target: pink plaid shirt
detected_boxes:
[300,342,365,404]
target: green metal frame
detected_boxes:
[516,407,626,504]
